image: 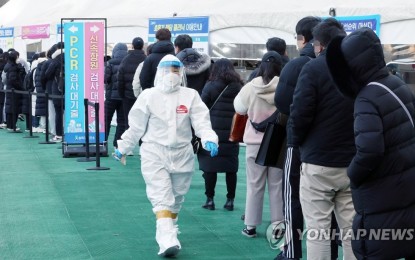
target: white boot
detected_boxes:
[156,218,181,257]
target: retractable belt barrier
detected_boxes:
[83,98,109,171]
[0,88,63,139]
[0,89,109,170]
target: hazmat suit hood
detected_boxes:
[154,54,185,93]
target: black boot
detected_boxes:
[202,197,215,210]
[223,198,234,211]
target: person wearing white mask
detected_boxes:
[113,54,219,257]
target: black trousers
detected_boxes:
[281,147,339,259]
[53,103,63,136]
[282,147,304,259]
[203,171,237,199]
[0,92,5,123]
[6,113,18,129]
[105,99,125,148]
[122,98,136,129]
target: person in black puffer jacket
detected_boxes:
[175,34,211,95]
[104,42,128,149]
[117,37,146,129]
[288,18,356,260]
[272,16,340,260]
[139,28,175,91]
[0,51,8,127]
[197,58,243,211]
[327,27,415,260]
[2,51,25,130]
[33,52,48,131]
[40,44,58,136]
[45,42,64,141]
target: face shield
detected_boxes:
[155,55,185,93]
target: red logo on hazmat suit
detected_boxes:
[176,105,188,114]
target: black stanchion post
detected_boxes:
[24,91,38,138]
[78,98,95,162]
[87,102,109,170]
[39,92,55,144]
[9,88,22,133]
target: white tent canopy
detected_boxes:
[1,0,415,58]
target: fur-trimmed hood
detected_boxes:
[31,59,39,70]
[51,49,65,59]
[176,48,211,76]
[326,28,389,98]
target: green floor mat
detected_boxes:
[0,125,288,259]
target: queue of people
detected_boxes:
[111,24,414,259]
[1,16,414,259]
[0,44,65,143]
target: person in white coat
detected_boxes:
[114,54,219,257]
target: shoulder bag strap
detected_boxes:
[209,84,230,111]
[368,81,414,128]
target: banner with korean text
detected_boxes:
[64,21,105,144]
[335,15,381,36]
[0,27,14,50]
[148,16,209,55]
[22,24,50,39]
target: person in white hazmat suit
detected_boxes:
[113,54,219,257]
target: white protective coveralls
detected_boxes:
[117,55,218,257]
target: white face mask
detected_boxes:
[162,72,181,92]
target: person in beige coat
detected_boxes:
[234,51,284,238]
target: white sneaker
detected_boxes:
[51,135,63,142]
[0,123,6,129]
[127,151,134,156]
[32,127,43,133]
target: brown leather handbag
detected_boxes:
[229,113,248,142]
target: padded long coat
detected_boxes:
[327,28,415,260]
[197,80,241,173]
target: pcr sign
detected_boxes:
[64,22,105,144]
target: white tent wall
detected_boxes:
[381,20,415,46]
[1,0,414,60]
[107,26,147,46]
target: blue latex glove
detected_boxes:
[112,149,127,165]
[205,141,218,157]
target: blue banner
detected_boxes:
[149,16,209,35]
[335,15,381,36]
[148,16,209,55]
[0,27,14,38]
[64,22,85,144]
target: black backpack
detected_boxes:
[23,68,35,91]
[57,69,64,93]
